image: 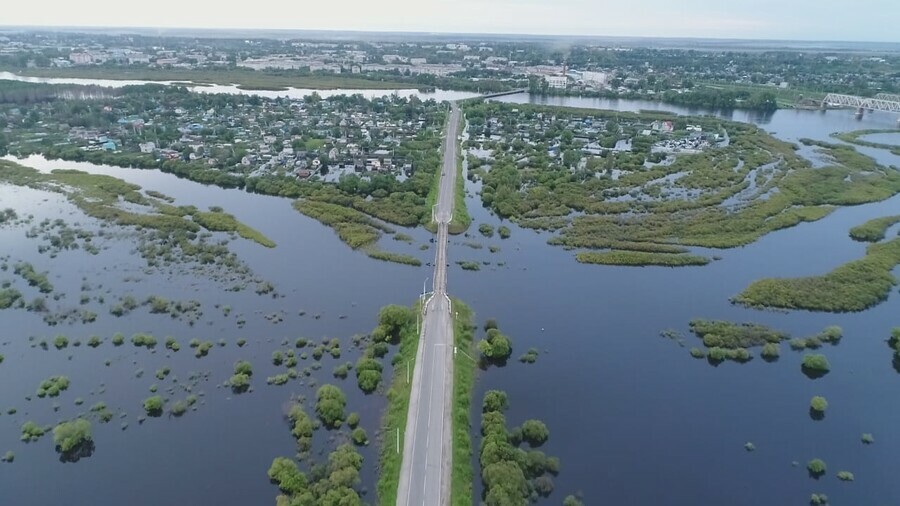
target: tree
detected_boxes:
[563,496,584,506]
[520,419,549,447]
[229,373,250,392]
[351,428,368,445]
[268,457,308,495]
[482,461,529,505]
[483,390,509,413]
[234,360,253,376]
[143,395,164,416]
[315,384,346,428]
[479,328,512,361]
[802,354,831,376]
[377,305,411,342]
[810,396,828,412]
[807,458,827,477]
[52,418,92,453]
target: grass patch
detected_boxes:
[735,237,900,312]
[293,200,387,249]
[849,215,900,242]
[449,136,472,235]
[832,129,900,155]
[457,261,481,271]
[576,251,710,267]
[376,302,422,504]
[192,210,275,248]
[689,319,789,348]
[365,250,422,266]
[450,299,475,506]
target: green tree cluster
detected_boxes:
[267,444,364,505]
[478,328,513,361]
[288,405,315,452]
[480,391,560,504]
[315,384,347,429]
[52,418,92,454]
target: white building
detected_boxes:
[69,52,92,65]
[545,75,568,89]
[139,142,156,153]
[581,71,609,87]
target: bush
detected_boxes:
[111,333,124,346]
[518,348,539,364]
[520,419,549,447]
[131,333,157,348]
[315,384,346,428]
[267,457,307,495]
[478,223,495,237]
[355,357,383,393]
[347,412,360,429]
[498,226,511,239]
[810,494,828,505]
[143,395,164,416]
[194,341,213,357]
[170,400,189,416]
[837,471,854,481]
[807,459,827,477]
[36,376,70,398]
[229,373,250,392]
[267,374,289,385]
[87,336,102,348]
[20,421,46,442]
[53,335,69,349]
[761,343,780,360]
[234,360,253,376]
[810,396,828,412]
[351,427,368,445]
[689,347,706,359]
[861,433,875,444]
[802,354,831,375]
[483,390,509,413]
[52,418,92,453]
[333,363,350,379]
[478,328,512,361]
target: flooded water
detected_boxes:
[0,156,433,506]
[460,93,900,505]
[2,86,900,505]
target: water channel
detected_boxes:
[1,79,900,505]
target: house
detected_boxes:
[651,120,674,133]
[139,142,156,153]
[101,141,117,152]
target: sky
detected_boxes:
[2,0,898,43]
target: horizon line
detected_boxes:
[0,24,898,47]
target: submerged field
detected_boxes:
[464,102,900,267]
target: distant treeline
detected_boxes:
[0,81,122,104]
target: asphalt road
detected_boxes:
[396,102,460,506]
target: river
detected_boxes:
[1,84,900,506]
[0,71,482,102]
